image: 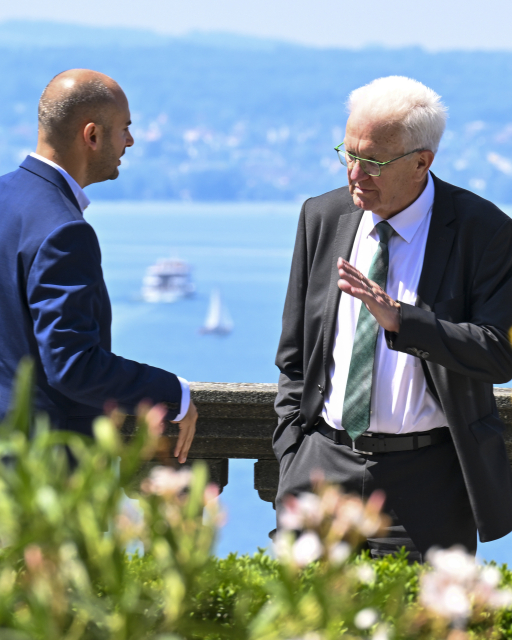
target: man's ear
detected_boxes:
[83,122,100,151]
[416,150,435,180]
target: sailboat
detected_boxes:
[200,289,234,335]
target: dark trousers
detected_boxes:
[275,428,477,563]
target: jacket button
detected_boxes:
[318,384,324,394]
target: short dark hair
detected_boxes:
[38,73,117,150]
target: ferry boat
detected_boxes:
[141,257,195,303]
[200,289,234,335]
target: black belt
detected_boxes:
[315,417,451,455]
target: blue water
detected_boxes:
[85,200,512,565]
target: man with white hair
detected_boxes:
[274,76,512,560]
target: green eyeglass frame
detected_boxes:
[334,142,426,177]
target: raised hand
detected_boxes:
[337,257,400,333]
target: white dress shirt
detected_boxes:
[30,152,190,421]
[322,172,446,434]
[30,152,91,213]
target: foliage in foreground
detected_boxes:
[0,359,511,639]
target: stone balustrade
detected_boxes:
[122,383,512,506]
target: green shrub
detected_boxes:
[0,359,510,640]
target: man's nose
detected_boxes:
[127,130,135,147]
[349,160,368,182]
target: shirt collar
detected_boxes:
[369,171,435,244]
[29,152,91,213]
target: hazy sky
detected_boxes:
[1,0,512,50]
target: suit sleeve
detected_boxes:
[387,217,512,384]
[274,201,309,462]
[26,220,182,418]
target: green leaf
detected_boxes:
[93,416,121,455]
[5,356,34,435]
[185,461,208,519]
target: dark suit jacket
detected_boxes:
[0,156,182,435]
[274,172,512,542]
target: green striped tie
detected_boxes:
[341,221,394,441]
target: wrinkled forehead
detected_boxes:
[345,114,407,156]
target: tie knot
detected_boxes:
[375,221,394,245]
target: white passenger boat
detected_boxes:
[200,289,234,335]
[141,257,195,303]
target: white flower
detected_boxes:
[356,563,376,584]
[279,493,324,530]
[297,493,324,525]
[292,531,323,567]
[273,530,294,564]
[141,466,192,496]
[426,546,477,583]
[354,607,378,630]
[372,623,390,640]
[489,588,512,608]
[480,565,501,588]
[278,500,304,531]
[421,546,512,621]
[441,584,471,619]
[328,542,351,565]
[421,574,471,621]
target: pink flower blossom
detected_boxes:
[141,466,192,497]
[421,545,512,624]
[24,545,43,572]
[279,493,323,530]
[421,572,470,622]
[427,547,478,582]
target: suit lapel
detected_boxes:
[19,156,82,213]
[415,173,457,311]
[323,204,364,368]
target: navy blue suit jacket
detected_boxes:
[0,156,182,435]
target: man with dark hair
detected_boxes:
[38,77,117,155]
[0,69,197,461]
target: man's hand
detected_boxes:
[337,258,400,333]
[172,399,198,463]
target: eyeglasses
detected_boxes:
[334,142,426,177]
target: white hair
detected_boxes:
[347,76,448,154]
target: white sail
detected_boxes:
[201,289,233,334]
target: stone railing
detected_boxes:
[122,384,512,506]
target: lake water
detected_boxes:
[85,200,512,566]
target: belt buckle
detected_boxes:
[352,433,374,456]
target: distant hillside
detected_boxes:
[0,20,283,50]
[1,20,512,202]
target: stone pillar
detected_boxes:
[254,459,279,506]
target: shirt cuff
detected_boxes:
[174,377,190,422]
[385,302,402,349]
